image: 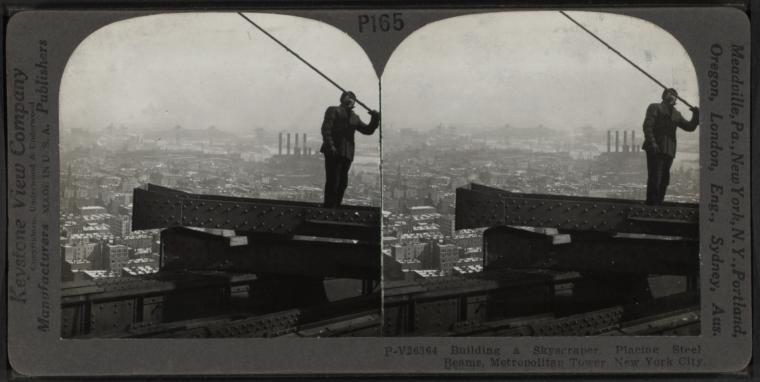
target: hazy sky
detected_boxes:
[61,13,379,134]
[61,11,698,136]
[382,11,699,132]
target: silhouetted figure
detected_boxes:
[642,88,699,205]
[320,91,380,208]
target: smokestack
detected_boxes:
[623,131,628,152]
[278,132,283,155]
[615,131,619,152]
[631,131,636,152]
[303,133,307,153]
[294,133,300,155]
[607,130,611,153]
[286,133,291,155]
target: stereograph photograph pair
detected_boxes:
[4,5,754,378]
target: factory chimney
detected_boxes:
[623,131,628,152]
[286,133,291,155]
[278,132,283,155]
[607,130,611,153]
[294,133,300,155]
[615,131,619,152]
[631,131,636,152]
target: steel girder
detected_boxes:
[132,184,380,242]
[382,270,577,335]
[118,294,380,338]
[161,227,380,280]
[61,272,259,338]
[456,183,698,237]
[482,226,698,276]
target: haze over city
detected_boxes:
[62,11,698,139]
[61,13,379,135]
[382,11,699,133]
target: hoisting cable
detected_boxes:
[559,10,694,109]
[238,12,373,112]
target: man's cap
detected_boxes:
[661,88,678,99]
[340,91,357,102]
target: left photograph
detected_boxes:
[59,12,382,338]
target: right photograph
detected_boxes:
[381,11,700,336]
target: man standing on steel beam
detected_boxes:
[642,88,699,205]
[320,91,380,208]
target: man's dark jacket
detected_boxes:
[320,106,379,161]
[642,103,699,157]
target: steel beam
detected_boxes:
[383,269,568,303]
[132,184,380,242]
[61,271,258,303]
[382,270,576,335]
[390,287,698,337]
[434,305,699,337]
[456,183,698,237]
[113,294,380,338]
[61,272,259,338]
[483,226,698,276]
[161,227,380,280]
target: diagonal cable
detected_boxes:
[238,12,372,112]
[560,10,694,109]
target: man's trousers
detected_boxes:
[645,150,674,205]
[323,155,352,208]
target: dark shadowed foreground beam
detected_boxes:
[483,225,698,276]
[161,227,380,280]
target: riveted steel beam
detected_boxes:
[161,227,380,280]
[482,225,698,275]
[61,272,259,338]
[456,183,698,237]
[132,184,380,242]
[61,272,258,303]
[114,294,379,338]
[412,292,698,337]
[382,269,568,304]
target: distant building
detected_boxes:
[110,214,131,237]
[118,204,133,215]
[452,264,483,275]
[424,241,458,274]
[412,269,447,279]
[437,215,456,237]
[392,242,428,262]
[82,213,111,224]
[82,223,110,236]
[122,264,159,277]
[397,259,422,271]
[82,270,121,280]
[436,242,459,273]
[382,236,398,248]
[117,233,152,252]
[61,242,100,262]
[79,206,107,216]
[452,233,482,252]
[409,205,436,216]
[104,244,129,273]
[122,257,159,276]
